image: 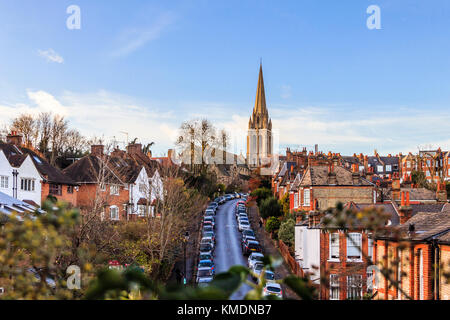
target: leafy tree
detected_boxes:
[265,216,281,234]
[0,201,84,299]
[278,218,295,247]
[251,187,272,207]
[259,197,282,219]
[279,193,290,216]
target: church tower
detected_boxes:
[247,63,272,168]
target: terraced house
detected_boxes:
[374,204,450,300]
[289,158,377,213]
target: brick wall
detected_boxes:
[320,231,370,300]
[41,182,77,206]
[375,240,435,300]
[76,183,129,221]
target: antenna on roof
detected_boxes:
[120,131,129,146]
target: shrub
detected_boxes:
[259,197,282,219]
[278,218,295,247]
[251,188,272,207]
[265,216,281,234]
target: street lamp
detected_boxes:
[183,231,190,285]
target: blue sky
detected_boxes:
[0,0,450,156]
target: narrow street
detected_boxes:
[214,198,252,300]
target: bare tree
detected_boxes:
[11,114,38,147]
[49,115,68,165]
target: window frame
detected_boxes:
[347,275,363,300]
[0,175,8,189]
[329,274,340,300]
[110,206,119,221]
[293,193,298,209]
[303,188,310,207]
[346,233,362,261]
[329,233,340,261]
[20,178,35,192]
[110,184,120,196]
[49,183,62,196]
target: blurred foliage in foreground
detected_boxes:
[0,201,315,300]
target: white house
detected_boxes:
[128,167,163,217]
[295,222,321,283]
[0,148,42,206]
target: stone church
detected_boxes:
[247,63,273,168]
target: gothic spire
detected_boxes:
[254,62,267,115]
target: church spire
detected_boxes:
[254,62,267,115]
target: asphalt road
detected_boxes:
[214,198,252,300]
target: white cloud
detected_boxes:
[0,90,179,155]
[37,48,64,64]
[111,12,176,57]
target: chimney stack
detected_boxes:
[126,143,142,156]
[91,145,104,157]
[308,211,323,228]
[437,182,447,202]
[6,130,23,146]
[399,190,413,224]
[391,173,401,201]
[328,163,337,185]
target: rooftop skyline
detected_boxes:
[1,0,449,156]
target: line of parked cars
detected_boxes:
[197,201,218,287]
[196,193,247,286]
[235,200,283,299]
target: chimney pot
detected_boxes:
[91,145,104,157]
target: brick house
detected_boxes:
[400,149,450,183]
[64,144,163,221]
[0,132,78,207]
[295,201,398,300]
[374,206,450,300]
[289,161,377,213]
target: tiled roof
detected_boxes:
[63,155,124,185]
[394,211,450,241]
[299,165,374,187]
[0,143,77,185]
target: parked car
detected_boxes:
[258,270,275,284]
[242,229,255,239]
[202,225,213,233]
[205,210,215,217]
[201,236,214,249]
[248,252,264,269]
[251,262,264,280]
[237,213,248,221]
[243,240,262,255]
[225,195,232,201]
[204,216,215,227]
[242,234,256,245]
[199,243,213,256]
[263,282,283,299]
[197,259,215,274]
[202,231,215,242]
[196,267,214,285]
[238,220,251,232]
[199,253,213,261]
[203,220,214,230]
